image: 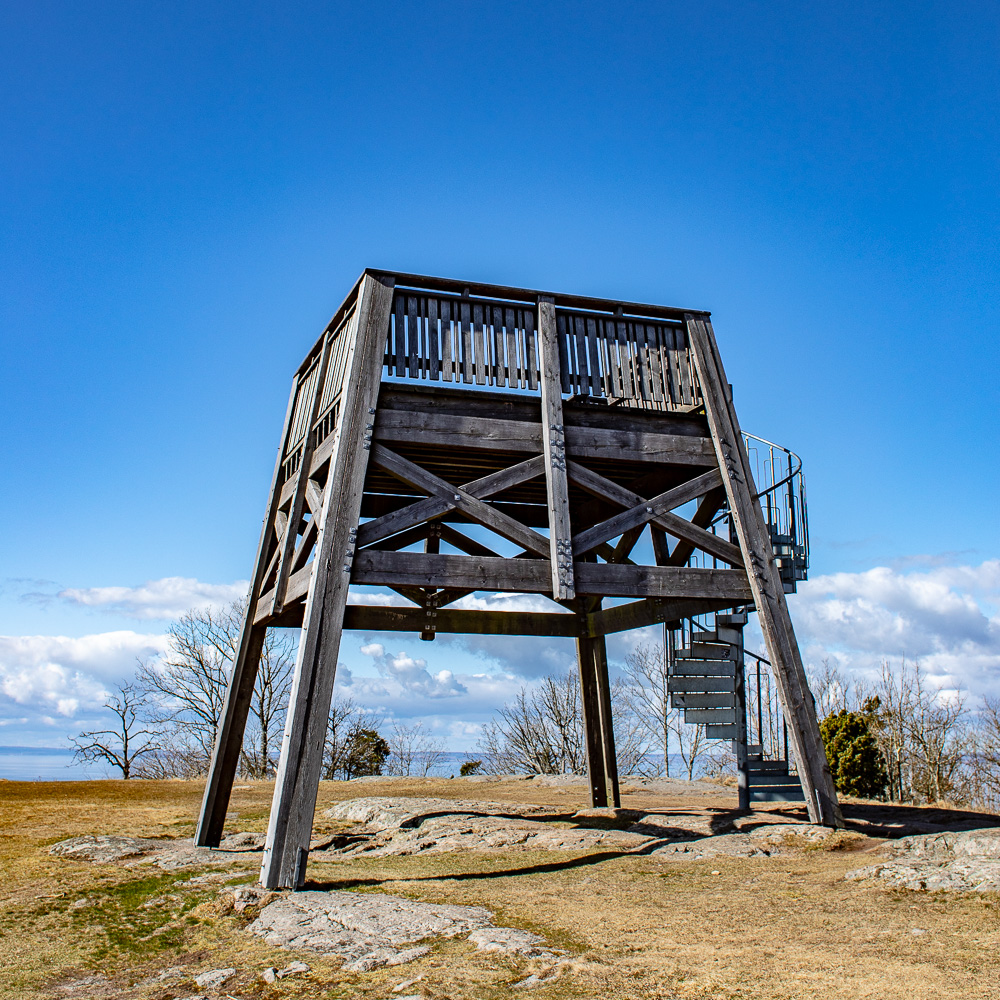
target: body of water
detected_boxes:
[0,746,107,781]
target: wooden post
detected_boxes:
[195,377,300,848]
[590,632,621,807]
[537,299,575,601]
[260,273,396,888]
[576,633,608,807]
[686,314,842,828]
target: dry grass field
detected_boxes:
[1,777,999,1000]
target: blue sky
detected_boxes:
[2,2,998,751]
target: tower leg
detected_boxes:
[576,635,608,807]
[687,314,842,828]
[260,274,395,889]
[591,634,621,808]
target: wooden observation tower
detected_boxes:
[195,269,842,889]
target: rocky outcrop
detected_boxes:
[48,833,263,871]
[245,889,559,971]
[846,827,1000,892]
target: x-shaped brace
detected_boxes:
[567,464,744,567]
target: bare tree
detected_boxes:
[621,644,672,776]
[621,643,721,780]
[323,697,385,780]
[964,696,1000,812]
[479,672,585,775]
[138,599,295,777]
[71,683,162,779]
[866,659,970,804]
[386,720,448,777]
[905,663,968,803]
[240,627,295,778]
[808,658,858,719]
[479,669,647,776]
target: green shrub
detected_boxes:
[819,710,888,799]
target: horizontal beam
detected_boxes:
[350,550,753,600]
[343,605,580,636]
[583,597,741,636]
[385,269,707,323]
[373,410,716,466]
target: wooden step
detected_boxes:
[667,676,735,693]
[684,708,737,725]
[671,692,736,710]
[670,660,736,677]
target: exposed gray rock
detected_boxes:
[846,827,1000,892]
[219,831,266,851]
[322,796,549,831]
[49,834,264,871]
[468,926,556,958]
[194,967,235,989]
[50,835,162,863]
[320,796,652,857]
[245,888,558,971]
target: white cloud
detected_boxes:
[789,559,1000,693]
[0,631,169,719]
[55,577,248,620]
[357,642,467,698]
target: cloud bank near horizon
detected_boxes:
[1,559,997,745]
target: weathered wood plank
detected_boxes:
[350,549,753,600]
[567,462,742,565]
[583,596,735,636]
[687,312,841,829]
[343,604,579,636]
[538,299,575,601]
[372,409,716,465]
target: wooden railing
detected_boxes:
[382,289,702,411]
[281,305,357,482]
[279,274,707,479]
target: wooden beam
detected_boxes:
[687,312,842,829]
[342,604,580,636]
[350,549,753,600]
[372,408,716,466]
[538,299,575,600]
[576,631,609,808]
[261,273,396,889]
[567,462,743,566]
[370,444,550,556]
[584,597,738,636]
[571,469,723,556]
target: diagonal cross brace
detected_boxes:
[571,468,724,556]
[567,463,743,567]
[369,445,551,556]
